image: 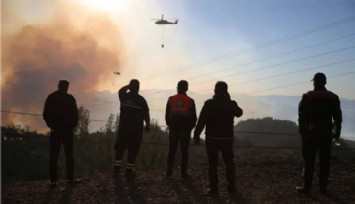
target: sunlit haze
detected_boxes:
[2,0,355,140]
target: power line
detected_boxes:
[4,36,355,113]
[151,33,355,89]
[147,71,355,117]
[147,67,355,112]
[191,46,355,87]
[148,16,355,78]
[230,58,355,86]
[2,109,354,141]
[147,49,355,103]
[2,17,355,116]
[246,71,355,95]
[1,110,42,117]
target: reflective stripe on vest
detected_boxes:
[169,94,191,116]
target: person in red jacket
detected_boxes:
[165,80,197,178]
[194,81,243,196]
[297,73,342,195]
[43,80,79,186]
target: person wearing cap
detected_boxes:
[297,72,342,195]
[114,79,150,178]
[165,80,197,178]
[194,81,243,196]
[43,80,79,186]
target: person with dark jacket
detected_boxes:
[165,80,197,178]
[297,73,342,195]
[43,80,79,186]
[114,79,150,178]
[194,81,243,196]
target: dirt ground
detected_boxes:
[2,156,355,204]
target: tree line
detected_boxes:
[3,107,354,184]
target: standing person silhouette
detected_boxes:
[114,79,150,178]
[165,80,197,178]
[43,80,79,186]
[194,81,243,196]
[297,72,342,195]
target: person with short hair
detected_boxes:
[194,81,243,196]
[165,80,197,178]
[43,80,79,186]
[297,72,342,195]
[114,79,150,178]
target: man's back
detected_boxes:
[166,94,197,131]
[299,88,342,133]
[196,95,242,139]
[43,90,78,129]
[119,91,148,133]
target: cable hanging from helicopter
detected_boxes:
[152,14,178,48]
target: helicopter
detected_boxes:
[153,15,178,48]
[154,14,178,25]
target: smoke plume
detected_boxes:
[1,0,125,131]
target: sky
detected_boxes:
[1,0,355,139]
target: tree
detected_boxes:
[114,113,119,135]
[71,105,90,177]
[75,105,90,139]
[105,113,115,135]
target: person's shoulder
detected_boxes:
[188,95,195,102]
[301,90,314,99]
[307,90,338,99]
[68,93,76,101]
[304,90,313,95]
[204,98,214,105]
[325,90,339,98]
[138,94,148,103]
[47,90,60,99]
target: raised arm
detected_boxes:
[118,85,130,102]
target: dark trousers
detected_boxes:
[166,131,191,174]
[301,133,332,189]
[206,139,235,191]
[115,132,142,167]
[50,129,74,182]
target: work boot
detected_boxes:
[67,179,81,185]
[296,186,311,195]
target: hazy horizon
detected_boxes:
[2,0,355,140]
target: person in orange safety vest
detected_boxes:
[165,80,197,178]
